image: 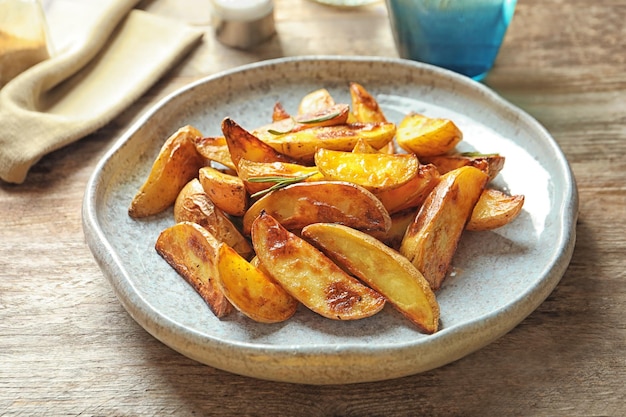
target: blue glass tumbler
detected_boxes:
[385,0,517,81]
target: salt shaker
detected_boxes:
[211,0,275,50]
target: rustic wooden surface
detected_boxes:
[2,0,625,415]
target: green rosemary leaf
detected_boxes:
[459,151,500,157]
[249,172,318,198]
[298,111,341,124]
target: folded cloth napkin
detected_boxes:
[0,0,203,184]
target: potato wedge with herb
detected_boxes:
[251,212,385,320]
[237,159,323,196]
[374,163,441,214]
[396,113,462,157]
[129,125,206,218]
[221,117,294,168]
[174,179,253,260]
[253,122,396,164]
[302,223,439,333]
[215,243,298,323]
[467,188,525,231]
[400,166,489,290]
[198,166,248,217]
[315,148,419,193]
[421,152,505,181]
[155,221,232,317]
[242,181,392,235]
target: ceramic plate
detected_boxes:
[83,56,578,384]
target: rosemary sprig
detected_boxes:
[460,151,500,157]
[248,172,318,198]
[267,111,341,136]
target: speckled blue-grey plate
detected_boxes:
[83,56,578,385]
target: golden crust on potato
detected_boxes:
[251,212,385,320]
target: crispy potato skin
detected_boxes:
[400,166,489,291]
[421,153,505,181]
[242,181,392,235]
[191,135,236,171]
[174,179,253,260]
[374,163,441,214]
[221,117,294,168]
[302,223,440,333]
[198,166,248,217]
[216,243,298,323]
[155,222,232,317]
[349,82,388,123]
[251,212,385,320]
[467,188,525,231]
[129,125,206,218]
[396,113,462,157]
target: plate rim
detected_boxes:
[83,55,579,384]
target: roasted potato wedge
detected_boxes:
[374,163,441,214]
[129,125,206,218]
[396,113,463,157]
[272,101,291,122]
[174,179,253,260]
[421,152,505,181]
[198,166,248,216]
[298,88,335,114]
[348,81,388,123]
[237,159,323,196]
[221,117,294,168]
[467,188,525,231]
[155,221,232,317]
[253,122,396,164]
[251,212,386,320]
[242,181,392,235]
[215,243,298,323]
[302,223,440,333]
[190,136,236,171]
[368,208,417,250]
[315,148,419,192]
[400,166,489,290]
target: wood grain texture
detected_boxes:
[1,0,625,415]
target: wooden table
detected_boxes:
[2,0,624,415]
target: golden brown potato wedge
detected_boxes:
[374,163,441,214]
[251,212,386,320]
[272,101,291,122]
[253,122,396,164]
[129,125,206,218]
[367,208,416,250]
[242,180,392,235]
[351,138,379,154]
[298,88,335,114]
[237,158,323,196]
[221,117,294,168]
[396,113,463,157]
[400,166,489,291]
[421,152,505,181]
[348,81,388,123]
[155,221,232,317]
[198,166,248,217]
[254,104,350,138]
[315,148,419,192]
[190,136,236,171]
[215,243,298,323]
[466,188,525,231]
[302,223,440,333]
[174,179,253,260]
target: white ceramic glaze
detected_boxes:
[82,56,578,385]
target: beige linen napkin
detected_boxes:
[0,0,203,184]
